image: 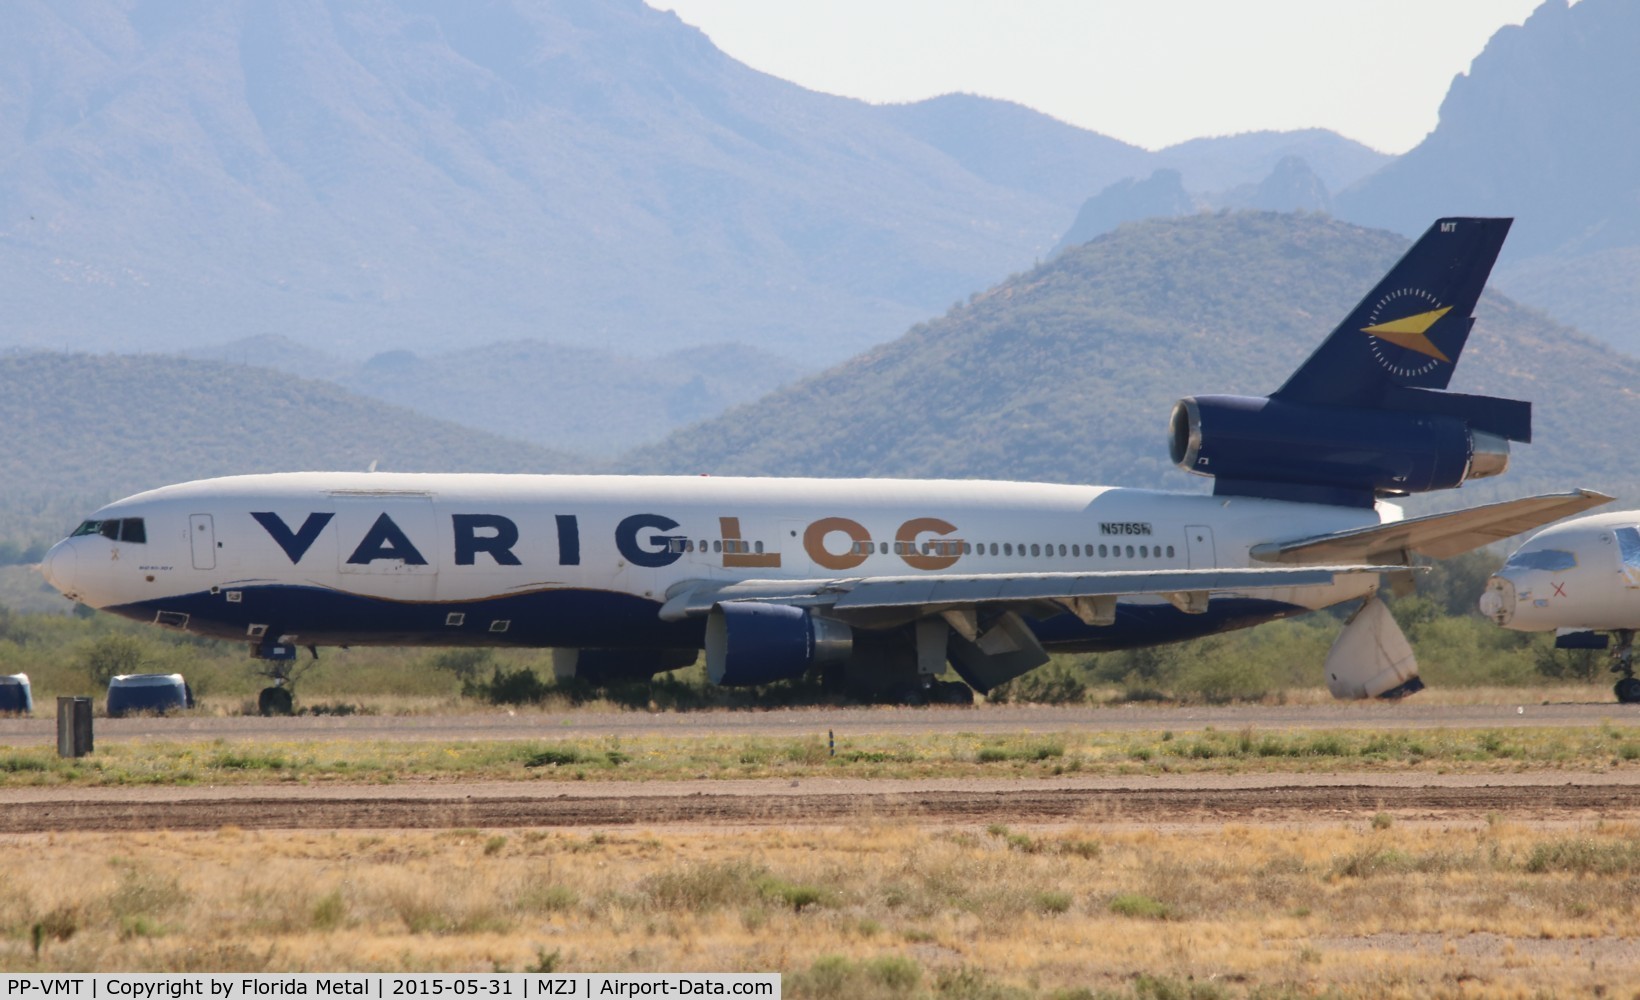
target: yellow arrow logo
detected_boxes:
[1362,306,1453,362]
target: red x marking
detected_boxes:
[1552,582,1567,598]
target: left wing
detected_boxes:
[660,565,1398,625]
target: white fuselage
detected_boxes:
[41,472,1391,652]
[1481,511,1640,632]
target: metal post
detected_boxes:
[56,697,93,758]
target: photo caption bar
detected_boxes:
[1,976,779,1000]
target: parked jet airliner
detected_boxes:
[40,218,1608,712]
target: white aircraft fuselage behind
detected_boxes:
[41,472,1384,655]
[1480,510,1640,703]
[1482,511,1640,633]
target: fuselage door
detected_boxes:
[189,514,216,571]
[1185,524,1217,569]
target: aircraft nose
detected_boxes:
[1478,575,1515,625]
[40,541,77,600]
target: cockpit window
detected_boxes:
[69,518,146,544]
[1618,527,1640,587]
[1503,547,1577,572]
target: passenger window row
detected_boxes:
[971,541,1176,560]
[846,539,1178,560]
[666,537,768,555]
[674,534,1180,562]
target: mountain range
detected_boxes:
[1055,0,1640,357]
[1335,0,1640,355]
[4,0,1639,549]
[0,351,587,547]
[186,335,805,455]
[1,0,1386,370]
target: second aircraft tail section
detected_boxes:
[1169,216,1531,506]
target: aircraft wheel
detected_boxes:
[1615,677,1640,705]
[933,681,975,705]
[258,686,294,717]
[892,684,928,707]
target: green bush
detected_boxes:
[428,648,494,681]
[1524,838,1640,875]
[1108,892,1170,920]
[82,634,147,688]
[523,747,584,768]
[789,955,922,1000]
[466,666,551,705]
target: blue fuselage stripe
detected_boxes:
[107,585,1304,654]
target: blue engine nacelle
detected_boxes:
[1169,394,1510,506]
[705,603,853,686]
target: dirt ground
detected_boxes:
[9,772,1640,833]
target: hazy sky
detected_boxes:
[647,0,1546,154]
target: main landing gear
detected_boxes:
[890,679,975,706]
[1610,630,1640,704]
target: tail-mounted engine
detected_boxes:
[1168,392,1521,507]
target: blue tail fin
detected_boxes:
[1275,217,1512,405]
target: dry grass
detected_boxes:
[1266,683,1616,707]
[3,820,1640,996]
[9,722,1640,787]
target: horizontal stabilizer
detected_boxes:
[660,565,1402,621]
[1250,489,1614,565]
[1380,386,1532,443]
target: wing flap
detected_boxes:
[1251,490,1613,565]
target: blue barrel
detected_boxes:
[0,674,31,714]
[106,673,191,717]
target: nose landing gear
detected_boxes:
[250,637,315,716]
[1611,630,1640,704]
[257,683,294,716]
